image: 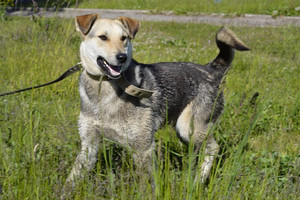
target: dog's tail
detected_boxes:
[212,27,250,69]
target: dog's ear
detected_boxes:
[117,16,140,39]
[75,14,100,35]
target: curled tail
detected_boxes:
[212,26,250,68]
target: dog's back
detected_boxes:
[123,27,250,124]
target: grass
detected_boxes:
[78,0,300,16]
[0,15,299,199]
[5,0,300,16]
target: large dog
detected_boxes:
[63,13,249,194]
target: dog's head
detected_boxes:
[75,14,140,79]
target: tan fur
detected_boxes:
[75,14,100,35]
[76,17,134,77]
[117,16,140,39]
[216,27,248,50]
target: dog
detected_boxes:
[63,13,249,195]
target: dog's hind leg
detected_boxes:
[176,101,220,183]
[198,135,219,183]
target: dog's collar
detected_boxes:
[117,75,153,98]
[86,71,153,99]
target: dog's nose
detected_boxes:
[116,53,127,63]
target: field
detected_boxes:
[78,0,300,16]
[0,13,299,200]
[8,0,300,16]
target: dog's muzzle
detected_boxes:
[97,56,123,79]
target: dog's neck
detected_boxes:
[86,71,109,81]
[85,70,153,99]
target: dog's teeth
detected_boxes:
[103,60,109,67]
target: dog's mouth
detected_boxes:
[97,56,122,79]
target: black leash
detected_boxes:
[0,63,82,97]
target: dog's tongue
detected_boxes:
[108,65,121,76]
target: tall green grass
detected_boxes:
[0,16,299,199]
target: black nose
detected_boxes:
[116,53,127,63]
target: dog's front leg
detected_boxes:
[61,115,100,198]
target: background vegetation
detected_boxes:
[6,0,300,16]
[78,0,300,16]
[0,5,299,200]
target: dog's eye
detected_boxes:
[99,35,108,41]
[121,36,127,41]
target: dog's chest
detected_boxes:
[80,76,156,144]
[80,75,146,125]
[98,82,129,119]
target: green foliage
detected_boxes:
[0,16,299,199]
[0,0,13,21]
[271,5,300,18]
[12,0,80,8]
[0,0,14,6]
